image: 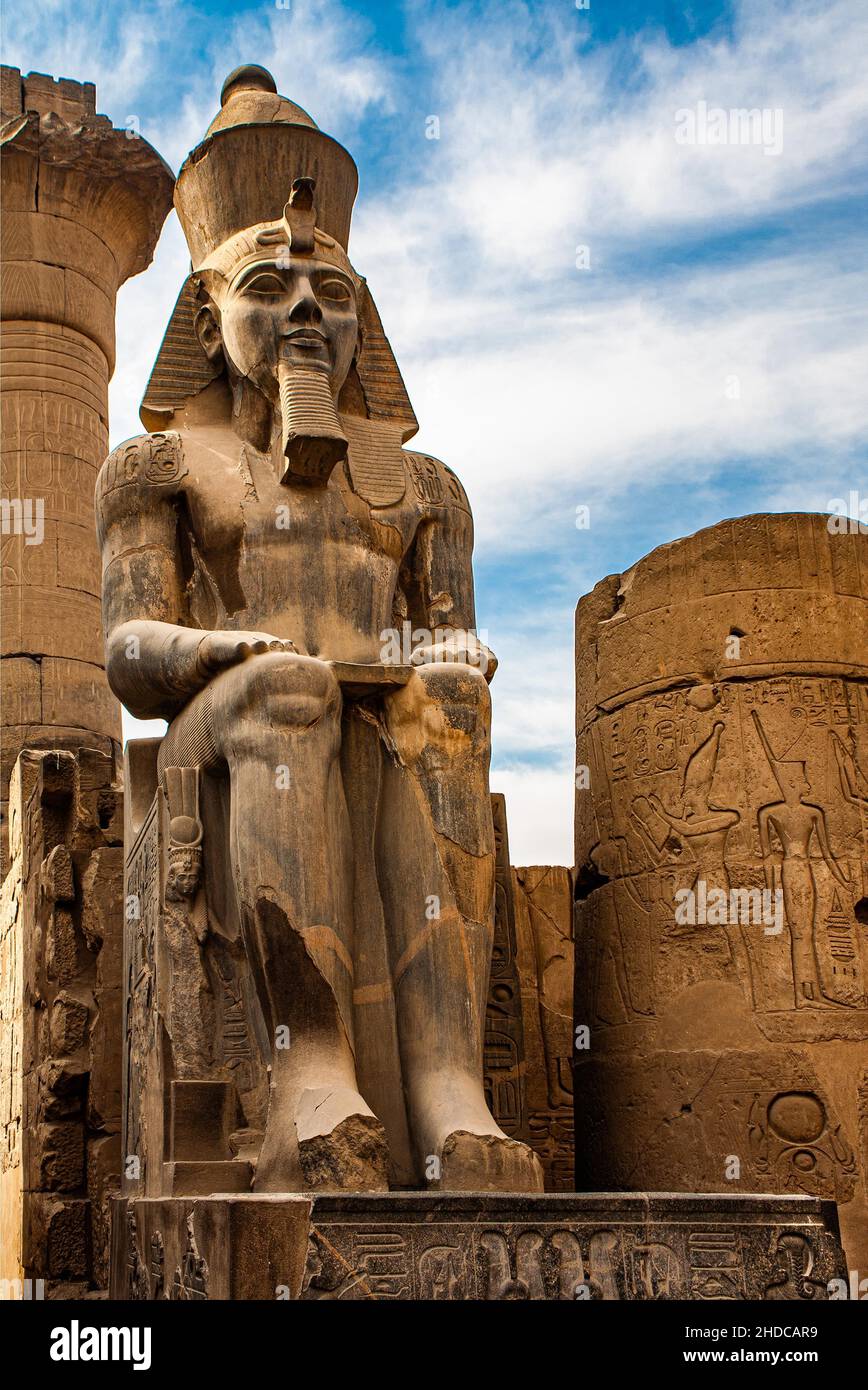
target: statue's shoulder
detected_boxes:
[96,431,188,509]
[96,431,188,533]
[402,450,472,517]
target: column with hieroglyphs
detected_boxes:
[0,66,174,862]
[573,513,868,1273]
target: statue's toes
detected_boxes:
[436,1130,545,1194]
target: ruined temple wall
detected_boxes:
[0,63,174,1296]
[512,866,575,1191]
[0,748,124,1297]
[573,513,868,1269]
[482,794,575,1189]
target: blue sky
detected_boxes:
[4,0,866,861]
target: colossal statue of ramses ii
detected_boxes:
[96,65,543,1195]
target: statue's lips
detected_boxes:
[282,329,328,349]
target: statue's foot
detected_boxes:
[438,1129,545,1194]
[411,1071,544,1193]
[254,1085,390,1193]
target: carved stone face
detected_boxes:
[198,253,359,404]
[774,762,811,802]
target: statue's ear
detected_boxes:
[194,303,224,362]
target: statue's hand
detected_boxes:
[410,630,497,681]
[197,630,296,676]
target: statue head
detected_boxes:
[192,175,362,481]
[141,65,419,500]
[154,66,366,483]
[192,192,360,408]
[771,759,811,803]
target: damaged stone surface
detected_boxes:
[573,513,868,1271]
[0,747,124,1296]
[110,1190,847,1300]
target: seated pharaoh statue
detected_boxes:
[96,65,544,1196]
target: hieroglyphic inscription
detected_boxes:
[123,797,162,1195]
[483,794,527,1139]
[296,1205,844,1300]
[578,677,868,1031]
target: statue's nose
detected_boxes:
[287,280,323,326]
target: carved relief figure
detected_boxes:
[632,721,739,914]
[96,66,541,1196]
[763,1233,828,1301]
[624,717,758,1003]
[586,824,654,1019]
[752,712,850,1007]
[831,728,868,811]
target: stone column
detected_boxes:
[0,67,174,862]
[573,513,868,1271]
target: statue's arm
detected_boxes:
[403,455,496,679]
[96,433,204,720]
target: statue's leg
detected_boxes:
[162,651,388,1192]
[379,662,543,1193]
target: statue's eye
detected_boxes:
[318,278,352,305]
[243,273,286,295]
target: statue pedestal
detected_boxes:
[110,1191,846,1301]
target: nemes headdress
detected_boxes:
[141,64,417,497]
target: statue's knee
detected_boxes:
[415,662,490,722]
[388,662,491,757]
[217,652,340,730]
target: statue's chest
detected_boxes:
[180,443,418,585]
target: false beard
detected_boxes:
[277,360,348,485]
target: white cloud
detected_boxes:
[1,0,170,115]
[377,253,866,554]
[407,0,868,244]
[348,0,868,554]
[490,764,575,866]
